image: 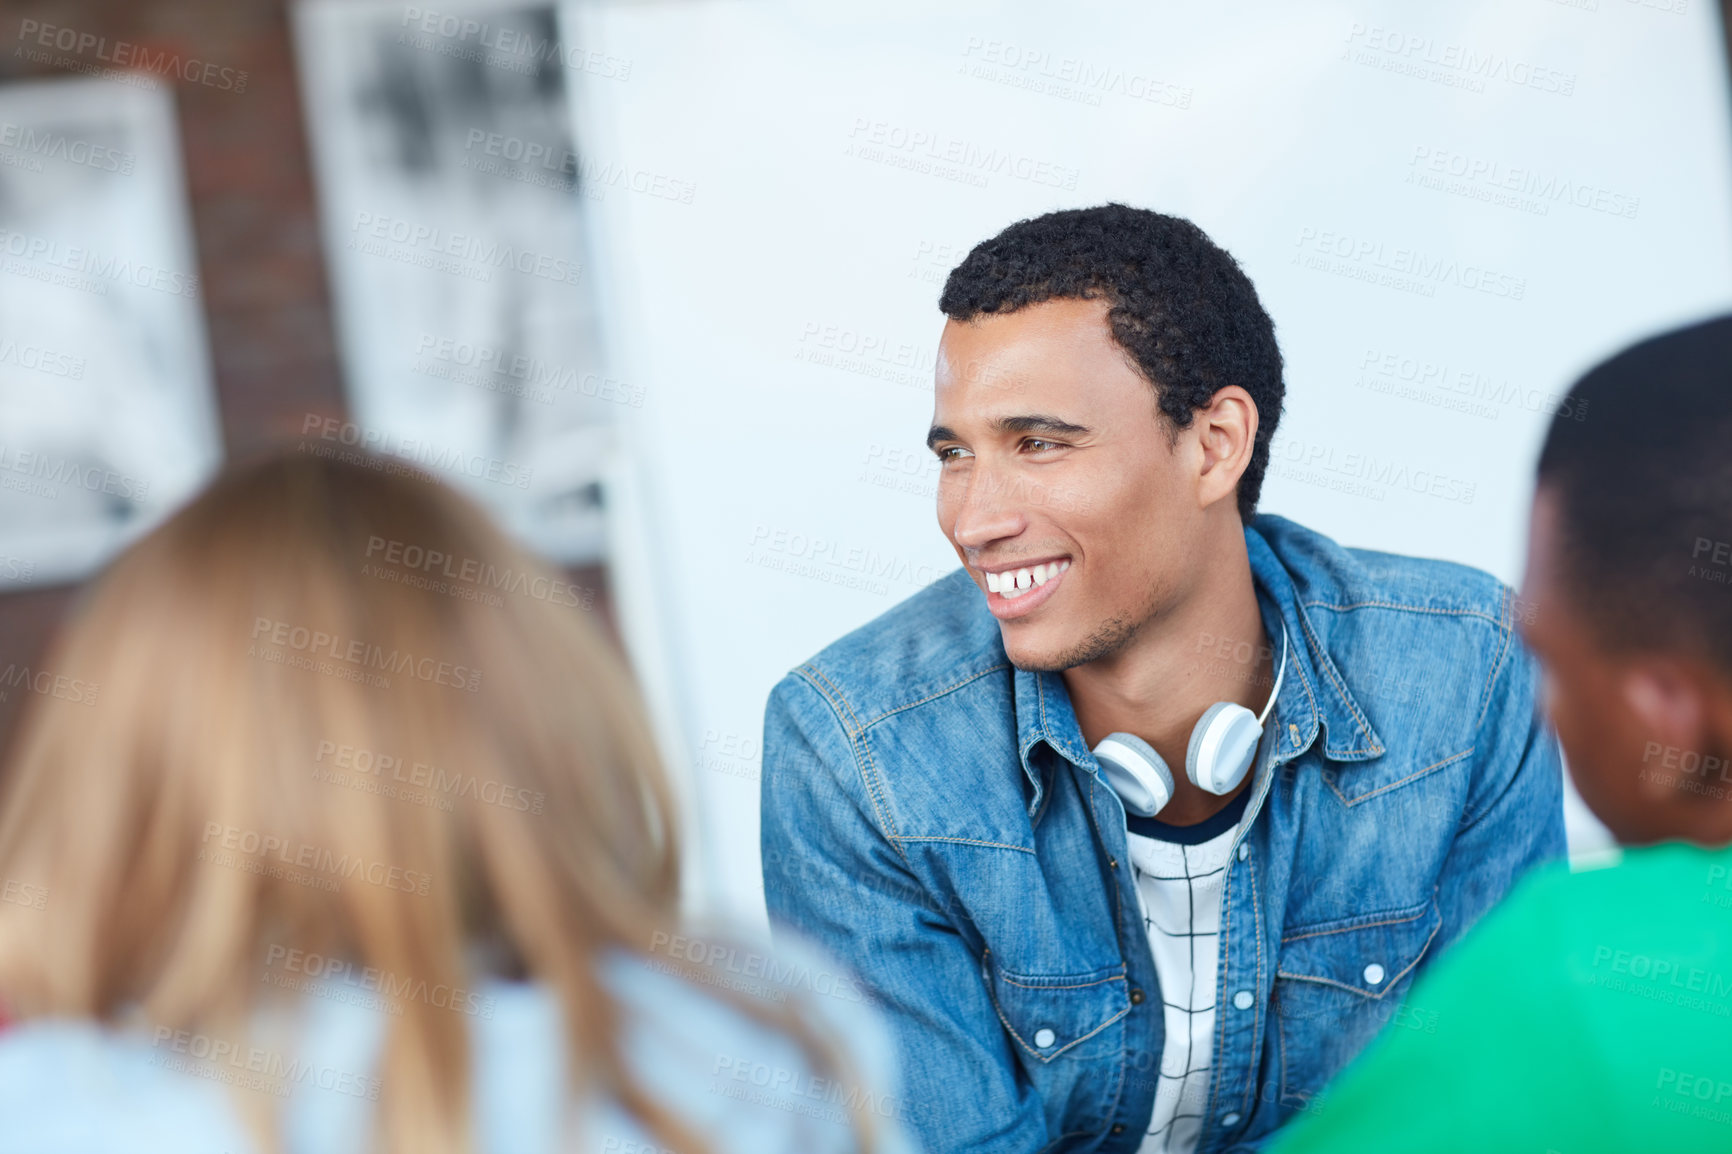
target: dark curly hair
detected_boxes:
[939,204,1284,523]
[1537,314,1732,667]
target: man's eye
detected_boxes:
[935,446,971,463]
[1023,438,1062,452]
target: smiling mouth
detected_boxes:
[982,559,1070,601]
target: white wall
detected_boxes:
[565,0,1732,922]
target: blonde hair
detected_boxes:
[0,449,871,1154]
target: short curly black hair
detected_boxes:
[1537,314,1732,668]
[939,204,1284,523]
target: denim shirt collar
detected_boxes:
[1010,524,1387,818]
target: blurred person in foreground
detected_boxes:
[0,450,909,1154]
[1271,316,1732,1152]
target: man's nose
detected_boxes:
[946,465,1024,552]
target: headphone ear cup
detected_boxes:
[1092,733,1176,817]
[1186,701,1263,795]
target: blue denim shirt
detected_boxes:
[761,514,1565,1154]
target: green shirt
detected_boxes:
[1269,840,1732,1153]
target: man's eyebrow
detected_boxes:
[925,424,958,450]
[994,414,1091,437]
[926,415,1092,451]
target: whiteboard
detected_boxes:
[563,0,1732,922]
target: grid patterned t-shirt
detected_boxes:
[1126,775,1255,1154]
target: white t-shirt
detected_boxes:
[1126,728,1268,1154]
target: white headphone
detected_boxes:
[1091,625,1288,817]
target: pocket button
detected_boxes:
[1363,963,1386,986]
[1033,1027,1056,1048]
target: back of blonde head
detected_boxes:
[0,450,795,1153]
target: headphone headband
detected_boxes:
[1092,620,1292,814]
[1255,625,1289,728]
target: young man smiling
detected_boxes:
[760,205,1565,1153]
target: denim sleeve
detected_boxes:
[1429,610,1567,955]
[761,673,1049,1154]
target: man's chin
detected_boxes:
[999,625,1076,673]
[1001,614,1139,673]
[1005,651,1073,674]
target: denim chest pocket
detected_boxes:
[981,949,1130,1064]
[1272,897,1442,1109]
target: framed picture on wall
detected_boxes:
[294,0,620,565]
[0,74,221,589]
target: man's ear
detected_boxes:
[1194,386,1258,510]
[1621,659,1708,800]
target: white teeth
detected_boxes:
[984,561,1070,598]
